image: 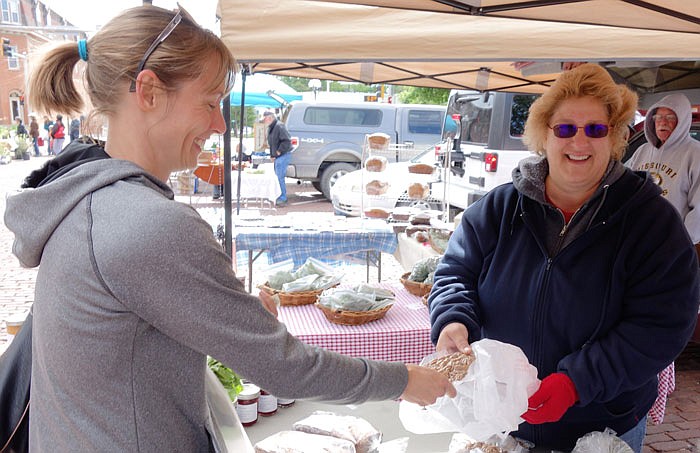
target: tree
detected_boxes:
[397,87,449,105]
[229,106,257,136]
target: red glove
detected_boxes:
[521,373,578,424]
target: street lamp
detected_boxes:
[308,78,322,101]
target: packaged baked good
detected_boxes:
[364,208,390,219]
[364,155,388,172]
[365,180,389,196]
[254,430,356,453]
[408,182,430,199]
[366,132,391,150]
[425,351,475,382]
[408,163,435,174]
[292,411,381,453]
[409,212,432,225]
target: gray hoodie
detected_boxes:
[626,93,700,243]
[4,158,406,452]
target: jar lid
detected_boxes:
[238,383,260,401]
[5,313,28,326]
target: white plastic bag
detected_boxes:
[571,428,633,453]
[399,339,539,441]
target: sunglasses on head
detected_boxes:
[548,123,610,139]
[129,4,195,92]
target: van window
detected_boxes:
[443,93,493,144]
[303,107,383,127]
[407,109,444,135]
[510,95,537,137]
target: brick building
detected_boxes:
[0,0,86,128]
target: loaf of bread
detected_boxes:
[364,208,390,219]
[408,182,430,199]
[408,163,434,175]
[425,351,475,382]
[367,132,390,150]
[365,180,389,196]
[409,212,432,225]
[292,411,381,453]
[254,430,355,453]
[364,155,388,172]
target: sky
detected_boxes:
[42,0,220,34]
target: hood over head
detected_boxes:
[644,93,693,149]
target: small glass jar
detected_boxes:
[235,383,260,427]
[258,389,278,416]
[277,397,296,408]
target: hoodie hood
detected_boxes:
[21,138,110,188]
[644,93,693,149]
[5,158,172,268]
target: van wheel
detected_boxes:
[311,181,323,193]
[320,163,357,200]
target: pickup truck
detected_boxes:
[281,101,445,199]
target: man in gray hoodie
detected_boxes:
[626,93,700,254]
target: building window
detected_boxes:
[1,0,20,24]
[7,45,18,69]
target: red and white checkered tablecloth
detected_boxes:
[648,363,675,425]
[278,282,435,364]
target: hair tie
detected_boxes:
[78,39,88,62]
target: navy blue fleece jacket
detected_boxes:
[429,158,699,450]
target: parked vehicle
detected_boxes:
[281,101,445,199]
[431,90,536,213]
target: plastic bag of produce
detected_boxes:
[399,339,539,441]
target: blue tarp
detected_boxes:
[230,91,302,107]
[231,73,302,107]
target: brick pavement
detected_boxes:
[1,155,699,452]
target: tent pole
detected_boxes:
[223,94,233,258]
[237,69,248,215]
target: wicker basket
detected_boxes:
[400,272,433,297]
[259,283,338,306]
[421,294,429,306]
[315,303,392,325]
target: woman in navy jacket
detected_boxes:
[429,63,699,452]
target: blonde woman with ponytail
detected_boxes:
[6,5,454,451]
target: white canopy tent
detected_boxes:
[215,0,700,255]
[308,0,700,34]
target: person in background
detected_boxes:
[15,117,27,136]
[262,110,292,205]
[626,93,700,256]
[69,116,82,141]
[42,115,53,154]
[6,6,455,451]
[428,63,699,452]
[625,92,700,424]
[51,114,65,155]
[28,115,40,156]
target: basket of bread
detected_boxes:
[259,258,342,306]
[315,284,394,325]
[400,256,441,297]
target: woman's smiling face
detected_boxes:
[544,96,612,204]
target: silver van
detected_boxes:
[281,102,445,198]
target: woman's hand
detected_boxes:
[258,290,278,317]
[435,322,471,354]
[400,364,456,406]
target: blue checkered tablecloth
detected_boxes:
[233,227,398,267]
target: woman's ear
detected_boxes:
[134,70,164,111]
